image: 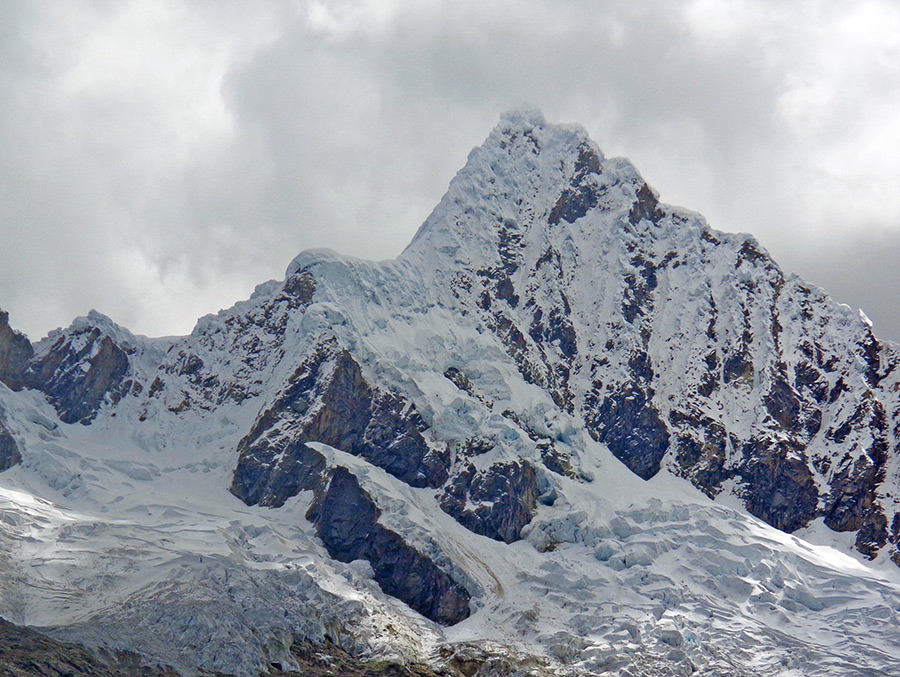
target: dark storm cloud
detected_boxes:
[0,0,899,342]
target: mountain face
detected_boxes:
[2,112,900,675]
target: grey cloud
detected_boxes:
[0,0,898,344]
[774,230,900,343]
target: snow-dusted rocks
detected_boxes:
[0,309,33,392]
[25,318,132,424]
[400,110,900,564]
[0,419,19,471]
[2,111,900,674]
[231,337,448,508]
[438,459,539,543]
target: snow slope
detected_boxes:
[2,392,900,675]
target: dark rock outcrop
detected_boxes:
[282,270,317,304]
[25,327,130,424]
[439,460,539,543]
[0,417,21,471]
[628,182,663,226]
[230,439,326,508]
[0,309,33,391]
[285,638,442,676]
[286,638,547,677]
[737,440,819,533]
[548,142,604,226]
[537,440,577,479]
[306,466,471,625]
[232,340,449,507]
[0,618,178,676]
[670,412,731,498]
[585,384,670,480]
[9,113,900,579]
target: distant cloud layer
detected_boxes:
[1,0,899,340]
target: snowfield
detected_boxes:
[2,386,900,675]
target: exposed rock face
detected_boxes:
[286,637,549,676]
[231,439,327,508]
[0,309,33,391]
[287,638,444,676]
[6,113,900,676]
[0,417,21,471]
[306,466,471,626]
[398,114,900,563]
[585,383,669,480]
[738,441,819,533]
[106,114,900,572]
[548,142,604,226]
[231,338,449,507]
[26,326,130,424]
[157,269,320,411]
[439,460,539,543]
[0,618,178,676]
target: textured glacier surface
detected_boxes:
[1,386,900,675]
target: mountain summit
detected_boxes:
[1,114,899,675]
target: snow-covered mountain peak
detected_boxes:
[66,309,141,350]
[488,108,600,160]
[2,114,900,675]
[402,111,609,264]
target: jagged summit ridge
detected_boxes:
[0,113,899,675]
[404,110,607,266]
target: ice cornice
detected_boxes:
[497,105,548,127]
[285,248,350,278]
[487,108,603,163]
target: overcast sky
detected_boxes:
[2,0,899,343]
